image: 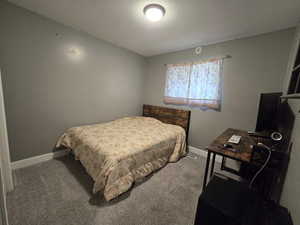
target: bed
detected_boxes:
[56,104,191,201]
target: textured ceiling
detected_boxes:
[8,0,300,56]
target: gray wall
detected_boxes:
[144,29,294,148]
[0,1,146,161]
[0,2,299,222]
[280,100,300,224]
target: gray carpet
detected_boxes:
[7,153,212,225]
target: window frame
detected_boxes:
[163,58,224,111]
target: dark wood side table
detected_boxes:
[202,128,255,191]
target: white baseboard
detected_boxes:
[11,146,220,170]
[188,146,222,163]
[11,149,70,170]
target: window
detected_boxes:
[164,58,224,111]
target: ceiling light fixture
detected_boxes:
[143,4,165,22]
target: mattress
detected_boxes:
[56,116,186,201]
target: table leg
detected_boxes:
[202,151,211,191]
[210,153,216,178]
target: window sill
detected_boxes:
[281,93,300,99]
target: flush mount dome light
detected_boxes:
[143,4,165,22]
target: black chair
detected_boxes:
[194,176,292,225]
[194,176,261,225]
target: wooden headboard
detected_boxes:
[143,104,191,137]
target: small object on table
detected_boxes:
[223,143,239,152]
[228,134,242,144]
[223,143,233,148]
[248,131,283,142]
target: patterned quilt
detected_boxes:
[56,116,186,201]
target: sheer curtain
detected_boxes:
[164,58,223,111]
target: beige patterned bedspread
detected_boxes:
[56,116,186,201]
